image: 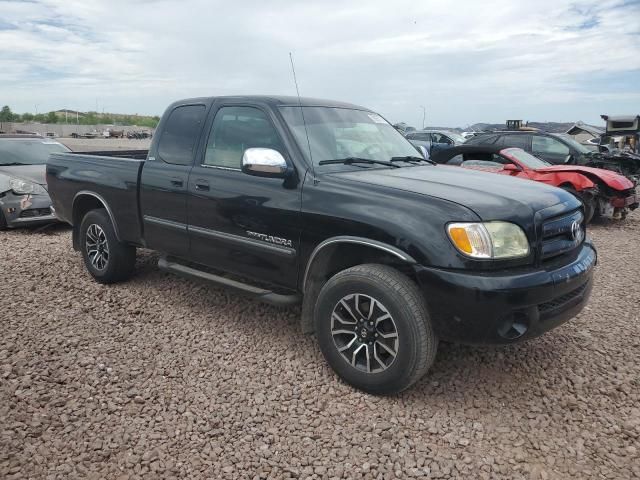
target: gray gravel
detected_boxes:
[1,216,639,479]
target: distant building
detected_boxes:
[54,109,85,118]
[565,122,604,144]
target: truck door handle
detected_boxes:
[194,180,210,191]
[170,178,184,187]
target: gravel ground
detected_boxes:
[1,216,639,479]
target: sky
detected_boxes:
[1,0,639,128]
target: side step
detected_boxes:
[158,257,301,307]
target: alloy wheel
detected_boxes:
[86,224,109,271]
[330,293,399,373]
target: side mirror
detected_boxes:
[503,163,520,172]
[417,145,429,159]
[242,148,289,178]
[564,154,574,164]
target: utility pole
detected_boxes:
[420,105,426,130]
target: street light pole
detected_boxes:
[420,105,426,130]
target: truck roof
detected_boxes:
[168,95,370,111]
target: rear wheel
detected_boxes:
[0,210,6,231]
[314,264,437,394]
[561,185,595,223]
[79,209,136,284]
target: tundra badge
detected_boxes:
[246,231,293,248]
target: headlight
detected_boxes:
[9,178,47,195]
[447,221,530,259]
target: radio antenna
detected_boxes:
[289,52,316,182]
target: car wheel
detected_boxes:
[79,209,136,284]
[561,185,595,224]
[0,210,7,231]
[314,264,437,394]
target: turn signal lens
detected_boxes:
[446,222,529,259]
[448,227,472,254]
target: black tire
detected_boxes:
[79,209,136,284]
[0,210,7,231]
[561,185,595,224]
[314,264,437,394]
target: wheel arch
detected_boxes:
[71,191,121,250]
[300,236,418,334]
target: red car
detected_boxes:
[432,145,638,222]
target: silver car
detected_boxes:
[0,134,70,229]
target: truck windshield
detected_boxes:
[279,106,423,167]
[0,139,69,166]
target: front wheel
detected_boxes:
[79,209,136,284]
[561,185,595,224]
[314,264,437,394]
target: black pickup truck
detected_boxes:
[47,96,597,394]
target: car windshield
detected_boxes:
[502,148,551,168]
[279,106,423,167]
[553,134,592,155]
[0,139,69,166]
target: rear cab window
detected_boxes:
[157,105,207,165]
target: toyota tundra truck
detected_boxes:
[46,96,597,394]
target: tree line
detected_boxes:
[0,105,159,128]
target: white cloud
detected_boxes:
[0,0,638,126]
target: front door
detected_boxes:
[187,104,302,289]
[139,103,207,257]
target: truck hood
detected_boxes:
[330,165,578,221]
[535,165,634,190]
[0,164,47,186]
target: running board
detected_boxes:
[158,257,300,307]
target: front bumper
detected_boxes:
[611,193,638,209]
[1,191,59,228]
[414,241,597,345]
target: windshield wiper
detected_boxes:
[318,157,400,168]
[390,155,436,165]
[0,162,26,166]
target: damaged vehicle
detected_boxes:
[0,134,68,229]
[432,145,638,222]
[466,130,640,183]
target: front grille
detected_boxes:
[539,282,588,316]
[540,209,584,261]
[19,207,51,218]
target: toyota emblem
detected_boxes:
[571,220,583,243]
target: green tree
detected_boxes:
[0,105,14,122]
[46,111,58,124]
[22,112,34,122]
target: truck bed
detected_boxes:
[47,151,147,245]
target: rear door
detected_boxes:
[531,135,570,164]
[186,103,302,289]
[140,104,207,257]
